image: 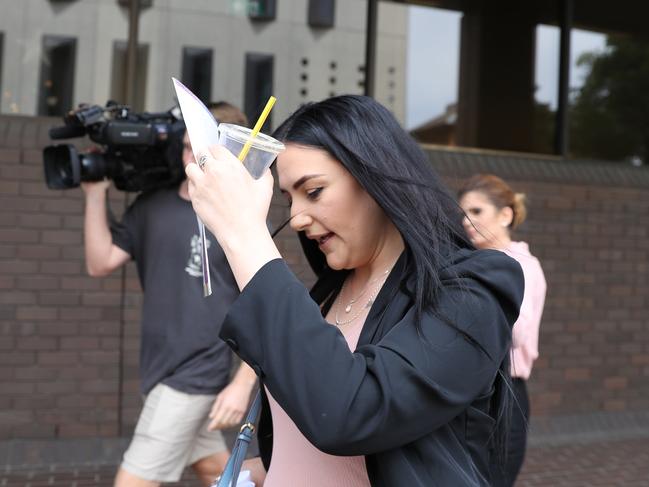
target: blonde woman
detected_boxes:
[459,174,547,487]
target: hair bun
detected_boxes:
[511,192,527,229]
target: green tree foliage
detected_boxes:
[570,36,649,164]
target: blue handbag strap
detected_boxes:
[215,389,262,487]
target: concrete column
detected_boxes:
[457,4,536,152]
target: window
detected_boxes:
[244,53,274,128]
[37,36,76,116]
[110,41,149,111]
[181,47,213,103]
[248,0,276,21]
[308,0,335,28]
[116,0,152,7]
[0,32,4,110]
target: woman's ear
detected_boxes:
[499,206,514,227]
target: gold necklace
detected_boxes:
[341,268,391,314]
[334,274,389,326]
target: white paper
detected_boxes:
[172,77,220,160]
[171,77,216,296]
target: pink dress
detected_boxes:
[262,318,371,487]
[502,241,547,380]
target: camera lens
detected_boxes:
[43,145,81,189]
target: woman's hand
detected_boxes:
[185,145,281,291]
[207,380,255,431]
[186,145,273,248]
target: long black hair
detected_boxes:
[273,95,472,315]
[273,95,512,463]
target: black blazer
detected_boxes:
[220,249,523,486]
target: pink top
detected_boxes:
[502,241,547,380]
[263,318,371,487]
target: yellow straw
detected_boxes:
[237,96,277,162]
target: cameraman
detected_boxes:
[82,103,256,487]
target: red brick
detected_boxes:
[0,148,20,162]
[0,162,42,180]
[100,337,120,349]
[39,198,82,214]
[0,228,39,243]
[20,182,63,197]
[631,354,649,365]
[37,352,79,366]
[18,213,63,229]
[13,367,58,381]
[0,382,35,394]
[603,377,628,390]
[38,292,81,306]
[82,293,122,306]
[16,244,61,260]
[0,259,40,274]
[59,307,102,321]
[36,322,79,336]
[16,275,59,290]
[61,244,84,260]
[41,230,81,245]
[57,423,99,437]
[603,399,626,411]
[15,336,58,351]
[564,368,591,381]
[8,424,58,439]
[80,351,119,365]
[40,261,82,275]
[36,381,77,394]
[60,276,102,290]
[63,215,84,229]
[56,394,98,408]
[58,366,101,380]
[79,380,119,394]
[0,196,41,212]
[0,180,19,194]
[15,306,58,321]
[60,336,100,350]
[0,291,37,305]
[21,147,48,165]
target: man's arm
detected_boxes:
[207,361,258,431]
[82,181,131,276]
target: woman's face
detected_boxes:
[277,144,396,271]
[459,190,512,249]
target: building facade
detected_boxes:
[0,0,408,126]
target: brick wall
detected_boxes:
[1,116,648,453]
[432,147,649,417]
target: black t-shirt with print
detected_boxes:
[110,186,239,395]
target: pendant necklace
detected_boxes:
[335,271,391,326]
[341,268,391,314]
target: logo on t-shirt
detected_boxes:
[185,234,211,277]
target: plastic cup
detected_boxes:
[217,123,285,179]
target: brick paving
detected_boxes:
[517,437,649,487]
[1,436,648,486]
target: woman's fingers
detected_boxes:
[185,158,204,181]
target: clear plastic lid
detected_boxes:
[219,123,285,154]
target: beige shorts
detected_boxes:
[121,383,228,482]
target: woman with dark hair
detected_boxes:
[185,95,523,486]
[458,174,547,487]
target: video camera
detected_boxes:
[43,101,186,192]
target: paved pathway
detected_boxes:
[2,436,649,486]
